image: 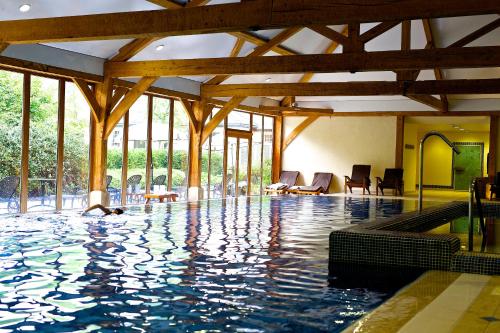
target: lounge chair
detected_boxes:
[264,170,300,194]
[344,165,371,194]
[376,168,404,196]
[0,176,20,213]
[288,172,333,195]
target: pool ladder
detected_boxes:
[468,179,487,251]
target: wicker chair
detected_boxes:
[127,174,143,203]
[0,176,20,213]
[152,175,166,187]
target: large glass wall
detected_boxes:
[0,67,276,213]
[173,100,190,200]
[28,75,59,212]
[63,82,90,209]
[0,70,23,214]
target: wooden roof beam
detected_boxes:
[105,76,158,138]
[106,46,500,77]
[422,18,449,112]
[205,27,303,85]
[201,79,500,97]
[1,0,499,43]
[448,17,500,48]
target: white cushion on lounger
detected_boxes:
[267,182,288,190]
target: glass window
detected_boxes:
[127,95,148,203]
[173,100,190,200]
[62,82,90,210]
[262,116,274,187]
[28,75,59,212]
[106,117,124,205]
[151,97,170,193]
[251,115,264,195]
[209,112,224,199]
[0,70,23,214]
[227,110,250,130]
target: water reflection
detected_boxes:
[0,196,414,332]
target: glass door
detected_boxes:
[223,129,252,198]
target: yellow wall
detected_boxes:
[403,123,417,191]
[404,129,490,189]
[282,117,397,193]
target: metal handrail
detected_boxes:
[468,178,486,251]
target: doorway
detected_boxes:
[223,129,252,198]
[453,143,483,190]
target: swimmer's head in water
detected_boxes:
[113,208,125,215]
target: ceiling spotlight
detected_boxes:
[155,45,165,51]
[265,78,272,83]
[459,128,465,131]
[19,4,31,12]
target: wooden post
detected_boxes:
[187,100,205,200]
[488,115,498,179]
[88,77,113,206]
[20,73,31,213]
[167,99,174,191]
[56,79,65,210]
[145,95,153,195]
[395,116,405,168]
[121,111,129,206]
[271,115,283,183]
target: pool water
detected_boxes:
[0,196,417,332]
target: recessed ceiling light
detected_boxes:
[265,78,272,83]
[19,4,31,12]
[155,45,164,51]
[459,128,465,131]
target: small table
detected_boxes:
[144,193,178,204]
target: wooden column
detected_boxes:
[145,95,153,194]
[271,115,283,183]
[187,101,206,200]
[55,80,65,210]
[167,99,174,191]
[20,73,31,213]
[395,116,405,168]
[488,115,498,179]
[120,111,129,206]
[88,77,113,206]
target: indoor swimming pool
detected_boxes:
[0,196,418,332]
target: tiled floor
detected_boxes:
[344,271,500,333]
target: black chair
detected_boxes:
[489,172,500,200]
[0,176,20,213]
[344,165,371,194]
[376,168,404,196]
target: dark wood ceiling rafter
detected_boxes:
[1,0,499,44]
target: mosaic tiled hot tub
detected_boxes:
[329,201,500,276]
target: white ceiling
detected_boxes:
[0,1,499,109]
